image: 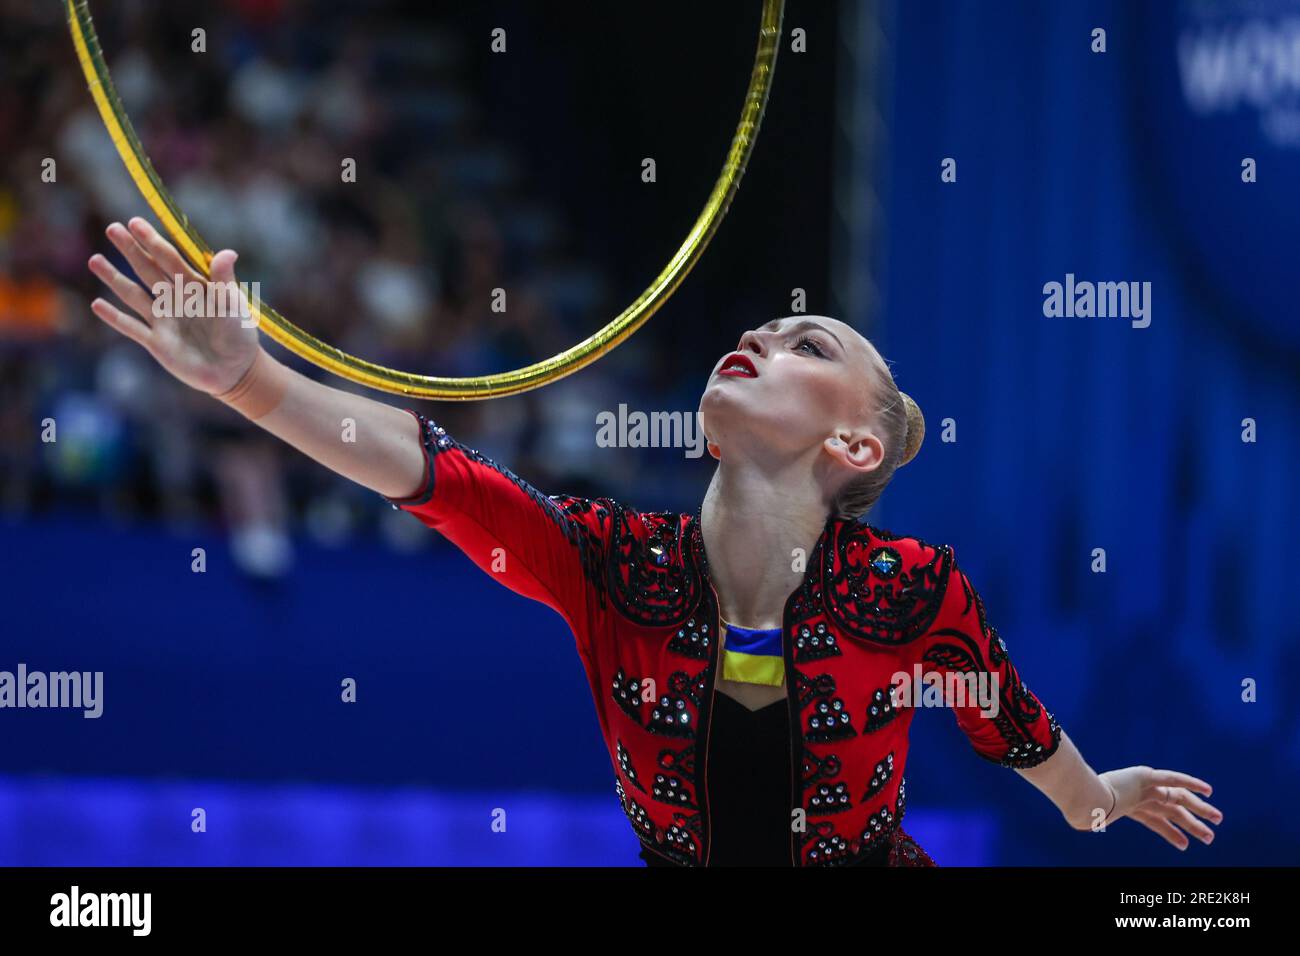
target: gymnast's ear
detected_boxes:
[824,432,883,473]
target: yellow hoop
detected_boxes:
[66,0,784,399]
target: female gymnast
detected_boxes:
[86,218,1223,866]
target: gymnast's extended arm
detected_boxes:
[88,218,613,631]
[88,218,428,499]
[1016,737,1222,849]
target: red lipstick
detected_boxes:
[717,353,758,378]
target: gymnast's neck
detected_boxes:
[698,456,831,631]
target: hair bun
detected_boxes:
[899,392,924,465]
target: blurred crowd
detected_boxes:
[0,0,688,577]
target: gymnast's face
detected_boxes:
[699,315,886,479]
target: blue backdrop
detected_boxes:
[869,0,1299,864]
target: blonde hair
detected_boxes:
[830,347,924,521]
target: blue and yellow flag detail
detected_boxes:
[721,622,785,686]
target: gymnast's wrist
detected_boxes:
[213,346,290,421]
[1067,779,1118,830]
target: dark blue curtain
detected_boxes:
[870,0,1299,863]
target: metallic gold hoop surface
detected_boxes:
[66,0,784,399]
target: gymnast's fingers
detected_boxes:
[1131,808,1190,850]
[88,254,156,321]
[1148,769,1212,797]
[106,221,167,289]
[1167,786,1222,825]
[1169,804,1215,845]
[91,297,153,350]
[127,216,205,286]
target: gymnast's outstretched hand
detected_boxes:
[86,215,427,500]
[1098,766,1222,849]
[88,217,257,396]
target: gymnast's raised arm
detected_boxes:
[88,218,428,499]
[87,217,612,631]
